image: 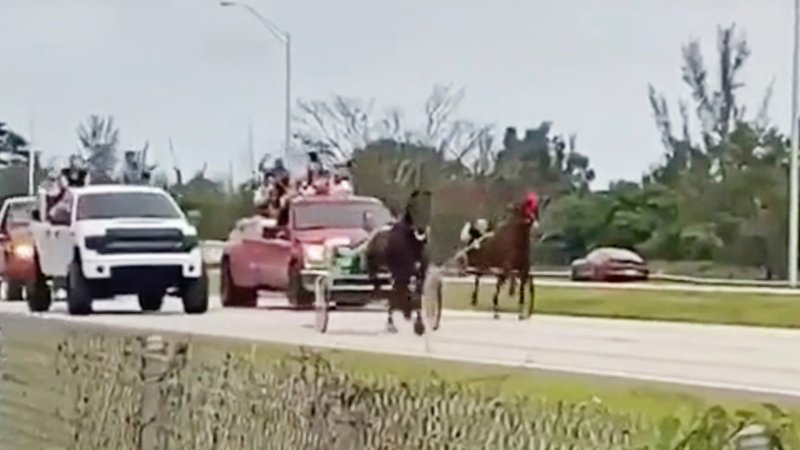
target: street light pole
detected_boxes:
[220,1,292,160]
[790,0,800,287]
[285,33,291,162]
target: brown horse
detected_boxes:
[365,190,432,335]
[462,192,545,319]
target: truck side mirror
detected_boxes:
[186,210,201,227]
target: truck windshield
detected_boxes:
[76,192,182,220]
[293,201,392,230]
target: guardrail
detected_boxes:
[198,241,786,288]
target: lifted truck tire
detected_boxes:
[181,269,209,314]
[26,262,52,313]
[220,259,257,307]
[287,261,314,308]
[138,290,165,312]
[67,261,93,316]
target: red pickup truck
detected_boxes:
[0,196,37,300]
[220,194,393,307]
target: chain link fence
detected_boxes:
[0,314,784,449]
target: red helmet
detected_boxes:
[523,192,540,220]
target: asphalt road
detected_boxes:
[1,293,799,402]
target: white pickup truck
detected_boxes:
[27,184,208,315]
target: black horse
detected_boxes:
[365,190,433,335]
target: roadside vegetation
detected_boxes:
[192,334,800,448]
[0,24,791,283]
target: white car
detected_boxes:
[28,184,208,315]
[570,247,649,282]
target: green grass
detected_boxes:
[185,333,799,426]
[447,283,800,328]
[208,270,800,328]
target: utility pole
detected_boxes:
[789,0,800,287]
[220,1,292,160]
[27,118,36,195]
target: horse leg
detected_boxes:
[471,273,480,306]
[508,277,516,297]
[517,272,528,320]
[398,281,413,320]
[386,303,397,333]
[386,286,398,334]
[527,273,536,317]
[413,257,427,335]
[492,274,506,320]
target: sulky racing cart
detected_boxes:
[301,235,443,334]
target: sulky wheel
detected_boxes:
[422,268,443,331]
[314,275,330,333]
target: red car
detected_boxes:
[570,247,649,282]
[221,194,393,307]
[0,196,37,300]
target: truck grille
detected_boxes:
[86,228,189,254]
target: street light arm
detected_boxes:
[220,1,288,43]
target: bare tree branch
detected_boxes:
[754,77,775,134]
[423,84,466,148]
[293,84,495,175]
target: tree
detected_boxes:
[643,23,787,274]
[0,123,36,202]
[293,84,494,169]
[0,122,29,154]
[77,115,119,183]
[494,125,595,198]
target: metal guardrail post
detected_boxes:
[140,335,169,450]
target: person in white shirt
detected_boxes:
[331,177,353,195]
[460,218,489,247]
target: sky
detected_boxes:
[1,0,795,187]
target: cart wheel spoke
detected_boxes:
[422,270,443,332]
[314,274,330,333]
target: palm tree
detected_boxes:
[77,115,119,182]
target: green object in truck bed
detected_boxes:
[333,248,364,274]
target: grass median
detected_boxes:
[445,282,800,328]
[207,270,800,328]
[189,333,800,441]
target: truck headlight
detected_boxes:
[84,235,106,251]
[303,244,326,264]
[11,243,34,259]
[182,233,199,251]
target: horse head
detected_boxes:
[512,192,548,230]
[404,189,433,243]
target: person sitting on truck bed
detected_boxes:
[253,173,275,213]
[61,155,89,187]
[46,156,89,225]
[274,175,293,226]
